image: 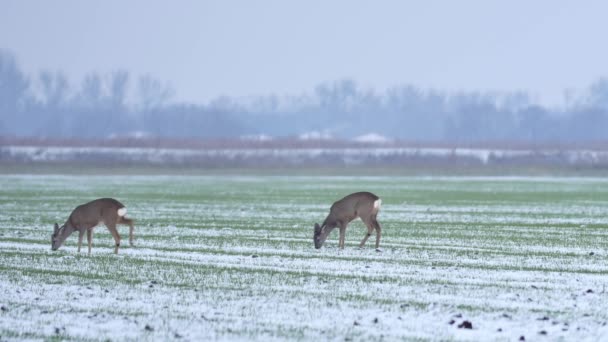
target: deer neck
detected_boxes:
[322,216,339,230]
[58,222,75,242]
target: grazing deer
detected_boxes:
[51,198,135,254]
[313,192,382,250]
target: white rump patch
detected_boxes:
[374,199,382,210]
[117,207,127,217]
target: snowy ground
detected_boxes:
[1,175,608,341]
[3,145,608,167]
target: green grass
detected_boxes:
[1,174,608,340]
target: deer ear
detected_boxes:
[314,223,321,233]
[54,223,59,233]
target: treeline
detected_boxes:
[1,49,608,142]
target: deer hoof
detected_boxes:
[375,248,382,253]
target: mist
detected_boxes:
[1,49,608,142]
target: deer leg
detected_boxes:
[129,222,134,246]
[107,224,121,254]
[338,223,347,249]
[120,217,135,246]
[87,228,93,255]
[359,220,375,248]
[373,216,382,250]
[77,230,84,253]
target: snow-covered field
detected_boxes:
[1,175,608,341]
[3,145,608,166]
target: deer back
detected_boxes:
[326,192,380,224]
[68,198,126,228]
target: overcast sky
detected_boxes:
[1,1,607,105]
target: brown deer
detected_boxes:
[313,192,382,250]
[51,198,135,254]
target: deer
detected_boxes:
[51,198,135,254]
[313,192,382,250]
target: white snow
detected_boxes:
[1,175,608,340]
[297,130,333,140]
[2,145,608,166]
[353,132,391,143]
[240,134,274,141]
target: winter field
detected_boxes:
[1,174,608,341]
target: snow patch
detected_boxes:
[353,132,391,143]
[298,130,333,140]
[3,145,608,167]
[240,134,274,141]
[108,131,152,139]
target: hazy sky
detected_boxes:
[1,1,608,105]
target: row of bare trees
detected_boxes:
[2,49,608,142]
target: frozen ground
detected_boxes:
[1,175,608,341]
[3,145,608,166]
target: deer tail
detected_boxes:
[117,207,127,217]
[373,199,382,211]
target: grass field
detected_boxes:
[1,174,608,341]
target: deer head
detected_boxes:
[51,222,73,251]
[313,222,332,249]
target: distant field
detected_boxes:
[3,136,608,172]
[1,175,608,340]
